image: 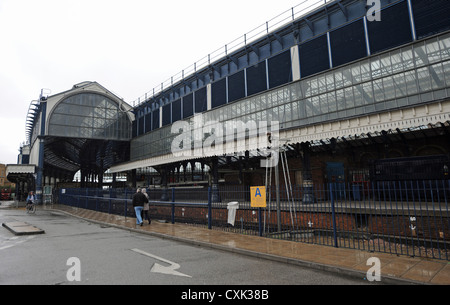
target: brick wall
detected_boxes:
[149,204,449,243]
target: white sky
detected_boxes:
[0,0,312,165]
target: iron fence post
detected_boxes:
[85,188,89,209]
[330,183,338,248]
[208,187,212,230]
[109,188,112,214]
[171,188,175,224]
[95,189,99,211]
[258,208,263,237]
[123,189,127,217]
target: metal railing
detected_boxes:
[58,180,450,260]
[57,187,213,228]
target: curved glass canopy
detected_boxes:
[41,92,132,182]
[48,92,131,141]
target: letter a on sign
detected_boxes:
[250,186,266,208]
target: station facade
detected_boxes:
[7,82,134,201]
[111,0,450,191]
[7,0,450,202]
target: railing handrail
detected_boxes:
[63,194,210,207]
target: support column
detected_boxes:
[210,157,221,203]
[36,98,47,205]
[112,173,117,189]
[97,157,104,189]
[36,136,45,204]
[301,142,314,204]
[160,167,169,201]
[80,168,87,188]
[130,169,137,188]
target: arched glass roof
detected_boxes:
[41,91,132,179]
[48,92,131,141]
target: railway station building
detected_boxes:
[6,0,450,203]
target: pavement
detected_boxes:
[2,201,450,285]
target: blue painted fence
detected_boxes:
[58,180,450,260]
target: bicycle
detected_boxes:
[26,201,36,214]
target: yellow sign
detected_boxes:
[250,186,266,208]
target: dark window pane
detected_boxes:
[144,113,151,133]
[152,109,159,130]
[268,50,292,88]
[195,87,207,113]
[367,1,412,54]
[299,34,329,77]
[162,104,171,127]
[228,70,246,103]
[138,115,144,135]
[246,61,267,96]
[183,93,194,118]
[172,99,181,122]
[330,19,367,67]
[412,0,450,39]
[212,78,227,108]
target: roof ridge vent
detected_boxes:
[73,81,93,88]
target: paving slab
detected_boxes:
[2,222,45,235]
